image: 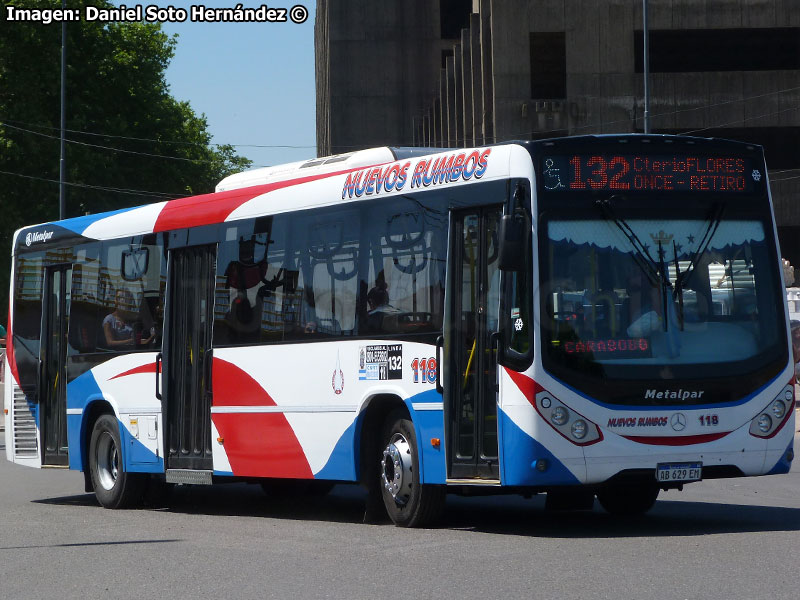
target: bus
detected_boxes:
[4,135,795,526]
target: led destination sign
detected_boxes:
[560,337,652,359]
[542,154,758,193]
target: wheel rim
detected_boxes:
[96,431,119,491]
[381,433,413,505]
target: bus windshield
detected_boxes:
[540,208,786,401]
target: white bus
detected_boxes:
[4,135,794,526]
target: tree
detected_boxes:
[0,0,252,318]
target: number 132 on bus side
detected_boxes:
[359,345,403,381]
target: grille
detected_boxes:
[12,386,38,458]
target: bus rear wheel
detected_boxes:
[89,414,145,509]
[596,484,659,516]
[379,410,445,527]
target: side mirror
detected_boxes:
[498,214,528,271]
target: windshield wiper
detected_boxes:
[595,197,663,290]
[673,202,725,297]
[596,197,682,338]
[672,240,685,329]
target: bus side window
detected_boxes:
[68,246,102,354]
[305,211,360,338]
[359,200,446,336]
[95,236,165,352]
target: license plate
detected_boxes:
[656,462,702,483]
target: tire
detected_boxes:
[379,409,445,527]
[89,414,145,509]
[596,484,659,516]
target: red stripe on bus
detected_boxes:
[109,362,157,380]
[503,368,543,406]
[621,432,730,446]
[211,358,312,478]
[152,166,375,233]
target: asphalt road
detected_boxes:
[1,428,799,600]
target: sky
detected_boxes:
[149,1,318,169]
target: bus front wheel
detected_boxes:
[379,410,445,527]
[596,484,659,516]
[89,414,145,509]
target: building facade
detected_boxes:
[315,0,800,263]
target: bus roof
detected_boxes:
[13,143,518,253]
[215,146,452,192]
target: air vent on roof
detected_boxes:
[324,155,352,164]
[300,159,326,168]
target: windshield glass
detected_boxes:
[541,214,786,399]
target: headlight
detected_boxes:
[534,386,603,446]
[551,406,569,426]
[757,414,772,433]
[571,420,587,439]
[749,384,794,438]
[771,400,786,419]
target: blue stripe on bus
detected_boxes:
[499,408,581,486]
[314,388,447,484]
[405,389,447,484]
[65,369,163,473]
[314,419,359,481]
[49,206,138,236]
[66,370,103,471]
[120,426,164,473]
[765,440,794,475]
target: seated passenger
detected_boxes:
[366,277,399,332]
[103,289,154,348]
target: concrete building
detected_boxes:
[315,0,800,263]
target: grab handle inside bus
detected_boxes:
[155,353,162,400]
[435,335,444,395]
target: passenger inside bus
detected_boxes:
[102,289,155,348]
[366,271,399,332]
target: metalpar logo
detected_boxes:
[25,230,54,247]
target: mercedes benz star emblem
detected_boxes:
[670,413,687,432]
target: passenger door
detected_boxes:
[40,265,71,466]
[163,244,216,475]
[445,207,502,480]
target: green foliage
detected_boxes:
[0,0,252,318]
